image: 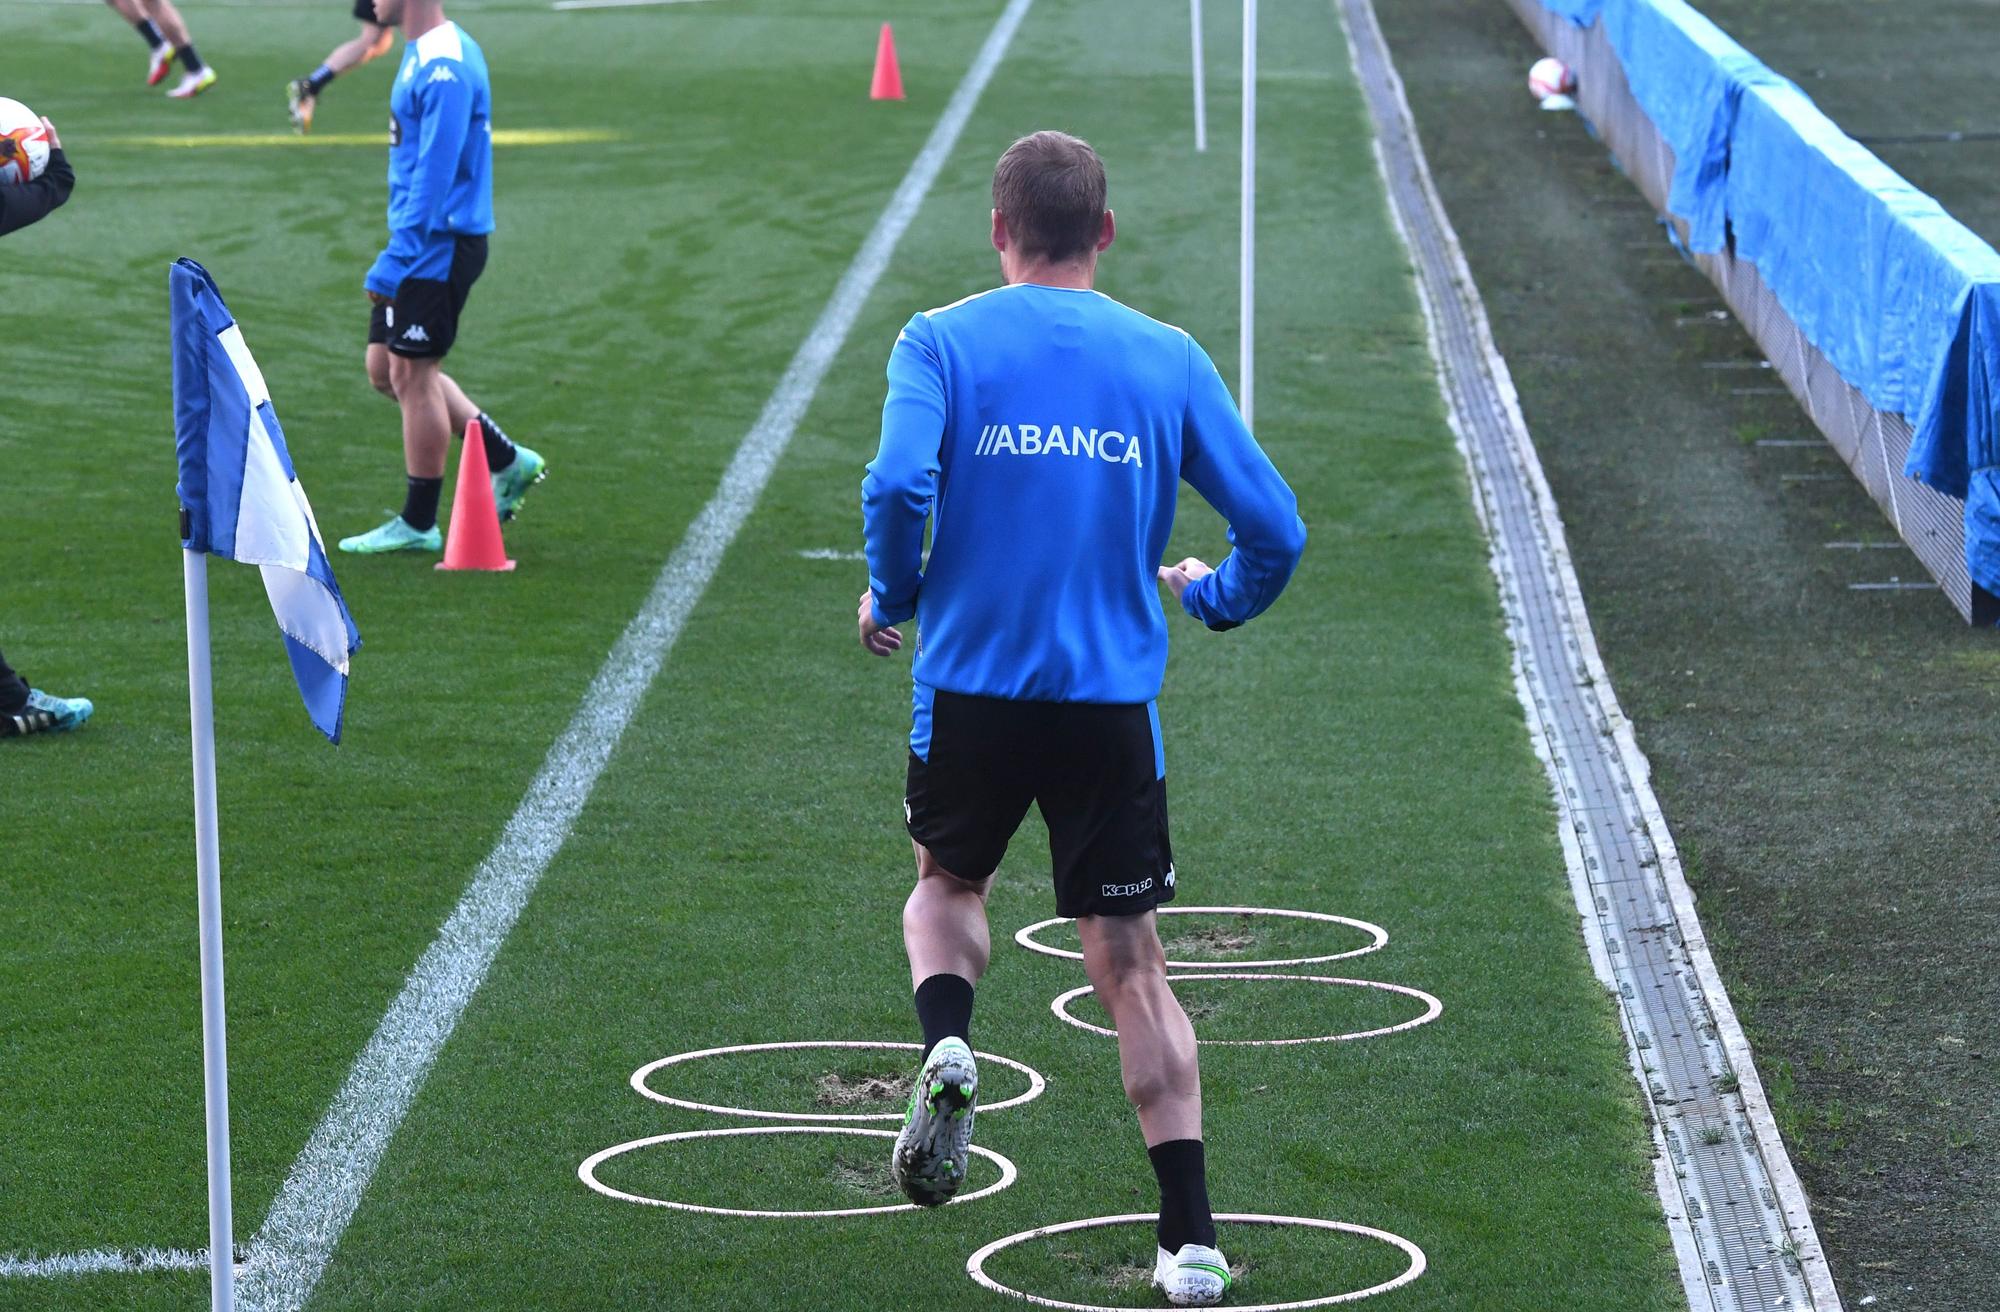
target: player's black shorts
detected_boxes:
[351,0,377,23]
[366,234,487,360]
[904,690,1176,918]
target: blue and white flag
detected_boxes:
[172,258,360,743]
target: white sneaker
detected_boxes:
[167,66,218,99]
[1154,1242,1231,1307]
[889,1037,977,1206]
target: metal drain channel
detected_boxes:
[1332,2,1842,1310]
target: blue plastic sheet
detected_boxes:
[1603,0,1785,253]
[1537,0,2000,602]
[1538,0,1607,22]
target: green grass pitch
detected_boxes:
[5,0,1685,1307]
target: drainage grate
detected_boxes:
[1334,1,1842,1309]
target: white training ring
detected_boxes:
[630,1040,1047,1122]
[1014,906,1389,969]
[1050,973,1443,1046]
[966,1211,1428,1310]
[578,1125,1018,1218]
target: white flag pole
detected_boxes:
[183,546,236,1312]
[1239,0,1258,426]
[1190,0,1208,152]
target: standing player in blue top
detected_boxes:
[341,0,544,555]
[859,131,1306,1307]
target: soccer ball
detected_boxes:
[0,97,50,186]
[1528,57,1576,101]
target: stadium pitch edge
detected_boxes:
[1335,1,1840,1310]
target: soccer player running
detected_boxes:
[340,0,543,556]
[860,131,1306,1308]
[3,117,94,738]
[101,0,216,98]
[286,0,397,135]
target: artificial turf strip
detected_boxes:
[3,1,1679,1309]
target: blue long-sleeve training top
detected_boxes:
[862,282,1307,706]
[366,21,494,295]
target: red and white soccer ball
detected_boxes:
[0,97,50,186]
[1528,57,1576,101]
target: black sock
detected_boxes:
[0,648,28,715]
[134,18,166,49]
[1149,1139,1217,1253]
[401,476,444,532]
[478,412,516,470]
[305,63,338,96]
[912,973,975,1053]
[176,44,205,74]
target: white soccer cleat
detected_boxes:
[890,1037,977,1206]
[1154,1242,1231,1307]
[147,45,176,87]
[167,67,218,99]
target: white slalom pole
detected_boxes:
[183,548,236,1312]
[1190,0,1208,152]
[1240,0,1257,425]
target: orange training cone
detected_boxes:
[436,418,517,572]
[870,23,905,101]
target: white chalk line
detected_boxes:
[1013,905,1389,969]
[1050,973,1443,1046]
[579,1126,1018,1218]
[966,1213,1427,1311]
[797,547,868,561]
[0,1248,235,1278]
[221,1,1037,1306]
[630,1040,1047,1122]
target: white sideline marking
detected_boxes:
[232,2,1037,1307]
[796,547,867,561]
[0,1248,225,1278]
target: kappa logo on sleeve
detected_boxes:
[427,65,458,85]
[974,422,1145,468]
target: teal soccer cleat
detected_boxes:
[890,1037,978,1207]
[491,444,546,522]
[339,515,442,555]
[2,688,94,738]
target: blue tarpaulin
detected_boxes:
[1536,0,2000,603]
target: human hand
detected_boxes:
[39,118,59,150]
[367,289,392,306]
[1157,557,1214,603]
[858,589,903,657]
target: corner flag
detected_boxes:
[169,258,360,1312]
[171,257,360,742]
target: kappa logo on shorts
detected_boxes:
[402,324,431,343]
[1101,877,1154,899]
[384,306,395,328]
[1164,864,1176,890]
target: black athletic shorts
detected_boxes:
[366,234,487,360]
[351,0,377,23]
[904,690,1176,918]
